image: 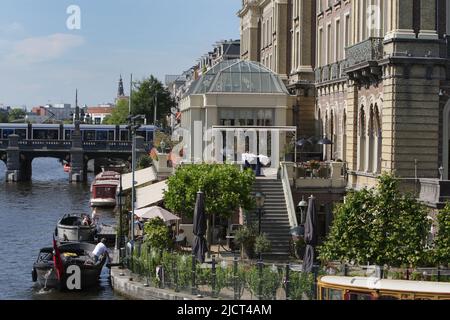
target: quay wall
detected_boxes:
[110,267,197,300]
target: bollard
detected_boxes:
[258,260,263,300]
[211,256,217,298]
[191,254,197,296]
[233,256,238,300]
[438,266,441,283]
[173,260,179,292]
[161,265,165,289]
[285,264,290,300]
[312,265,319,300]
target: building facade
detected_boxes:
[239,0,450,194]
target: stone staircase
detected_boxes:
[249,178,292,261]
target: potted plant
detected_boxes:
[282,142,295,162]
[255,233,272,256]
[234,224,257,259]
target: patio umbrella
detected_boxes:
[134,206,180,224]
[296,138,311,147]
[258,154,271,166]
[317,137,333,145]
[302,196,317,273]
[242,153,258,164]
[192,191,208,263]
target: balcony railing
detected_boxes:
[345,37,384,68]
[419,178,450,209]
[315,60,347,83]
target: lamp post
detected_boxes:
[297,196,308,225]
[439,165,444,180]
[117,174,126,263]
[127,114,145,246]
[255,192,266,260]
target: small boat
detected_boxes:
[56,214,97,243]
[90,171,120,208]
[32,242,107,290]
[63,164,71,173]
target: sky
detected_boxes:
[0,0,241,108]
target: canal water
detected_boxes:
[0,158,124,300]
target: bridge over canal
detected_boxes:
[0,134,147,183]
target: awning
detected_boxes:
[136,180,168,209]
[121,167,157,191]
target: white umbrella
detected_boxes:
[242,153,258,164]
[258,154,271,166]
[134,206,181,223]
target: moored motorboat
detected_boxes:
[32,242,107,290]
[56,214,97,243]
[90,171,120,208]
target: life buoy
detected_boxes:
[32,268,37,282]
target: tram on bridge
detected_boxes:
[0,123,157,143]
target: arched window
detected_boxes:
[341,111,347,162]
[373,105,382,173]
[358,107,366,171]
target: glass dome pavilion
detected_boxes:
[186,59,289,96]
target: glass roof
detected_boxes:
[187,60,289,95]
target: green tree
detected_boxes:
[103,99,129,125]
[143,217,172,251]
[434,204,450,266]
[319,173,430,267]
[163,164,255,219]
[8,108,26,122]
[0,111,8,123]
[131,75,174,127]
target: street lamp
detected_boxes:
[127,115,145,247]
[117,174,127,263]
[439,165,444,180]
[255,191,265,260]
[297,196,308,225]
[255,192,266,236]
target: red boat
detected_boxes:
[90,171,120,207]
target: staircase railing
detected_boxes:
[280,162,298,228]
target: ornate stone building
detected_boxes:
[239,0,450,194]
[238,0,317,139]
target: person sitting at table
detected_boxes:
[175,229,187,247]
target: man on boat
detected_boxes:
[92,238,110,263]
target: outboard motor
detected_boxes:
[31,268,37,282]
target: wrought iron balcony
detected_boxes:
[345,37,384,68]
[315,60,347,84]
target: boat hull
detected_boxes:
[32,243,107,290]
[56,214,97,243]
[90,198,116,208]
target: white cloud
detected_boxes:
[6,33,85,65]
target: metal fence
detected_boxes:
[127,244,318,300]
[125,244,450,300]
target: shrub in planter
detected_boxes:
[234,225,258,259]
[143,217,172,251]
[246,265,282,300]
[255,233,272,255]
